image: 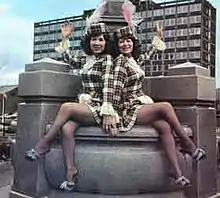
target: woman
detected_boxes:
[111,26,205,187]
[25,22,117,191]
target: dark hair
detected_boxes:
[111,33,141,60]
[81,33,111,55]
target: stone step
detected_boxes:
[48,190,187,198]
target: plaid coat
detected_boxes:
[62,51,115,125]
[113,54,153,132]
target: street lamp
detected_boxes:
[0,93,7,137]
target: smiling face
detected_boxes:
[118,37,134,57]
[90,34,106,54]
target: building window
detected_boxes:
[176,40,188,48]
[175,52,181,60]
[34,36,40,42]
[165,30,176,38]
[71,40,81,47]
[141,22,147,29]
[34,27,42,33]
[189,28,201,35]
[165,18,176,26]
[147,10,152,18]
[74,20,83,28]
[165,7,171,15]
[189,51,201,59]
[42,26,49,32]
[189,15,201,24]
[170,7,176,15]
[136,12,141,18]
[54,23,61,31]
[140,33,146,40]
[141,11,147,18]
[164,53,169,60]
[177,17,188,25]
[177,5,188,14]
[170,53,174,59]
[189,39,201,47]
[147,32,154,40]
[147,22,152,28]
[74,30,83,37]
[195,16,201,23]
[177,29,187,37]
[154,9,163,17]
[190,4,201,12]
[49,24,55,31]
[181,52,188,59]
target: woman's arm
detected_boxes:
[55,22,83,69]
[138,24,166,64]
[113,56,127,110]
[100,55,115,116]
[100,55,119,136]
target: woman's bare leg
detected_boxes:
[61,121,78,182]
[35,102,96,153]
[136,102,196,155]
[151,120,182,179]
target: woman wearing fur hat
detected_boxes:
[25,2,117,191]
[110,0,206,187]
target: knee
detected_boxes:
[162,102,173,109]
[60,102,76,113]
[160,102,174,114]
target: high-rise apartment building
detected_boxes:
[33,10,93,61]
[33,0,216,76]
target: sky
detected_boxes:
[0,0,219,86]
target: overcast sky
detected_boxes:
[0,0,219,86]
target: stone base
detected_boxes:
[10,190,187,198]
[208,193,220,198]
[44,126,192,195]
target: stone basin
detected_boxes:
[45,126,192,196]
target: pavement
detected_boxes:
[1,161,220,198]
[0,186,10,198]
[0,161,13,198]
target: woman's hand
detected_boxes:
[156,23,164,41]
[102,115,117,137]
[61,22,74,39]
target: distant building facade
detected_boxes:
[33,0,216,76]
[0,85,18,115]
[33,9,93,62]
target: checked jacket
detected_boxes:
[113,54,153,132]
[61,50,115,125]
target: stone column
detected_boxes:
[144,62,217,198]
[101,0,127,31]
[10,58,82,198]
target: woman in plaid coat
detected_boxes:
[112,26,206,187]
[25,22,117,191]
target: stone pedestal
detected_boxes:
[10,58,82,198]
[101,0,127,32]
[44,126,192,197]
[10,59,197,198]
[144,62,217,198]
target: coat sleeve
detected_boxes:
[100,55,115,116]
[55,39,83,69]
[137,35,166,66]
[113,56,127,110]
[137,46,157,66]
